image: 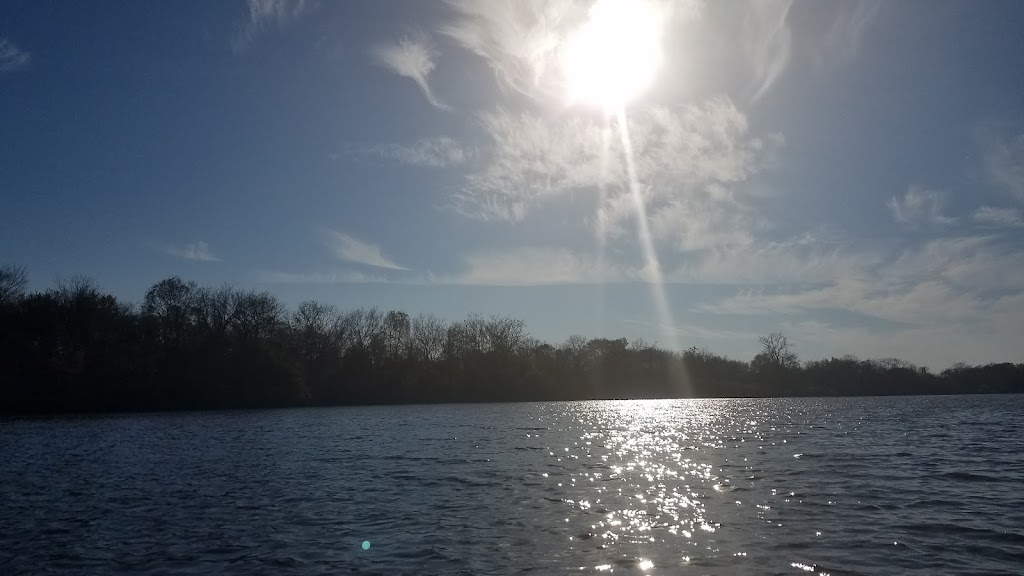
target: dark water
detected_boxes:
[2,396,1023,575]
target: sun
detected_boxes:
[561,0,666,112]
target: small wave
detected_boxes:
[938,471,1002,482]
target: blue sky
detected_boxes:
[2,0,1023,369]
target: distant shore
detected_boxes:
[2,273,1022,415]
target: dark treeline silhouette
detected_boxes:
[1,266,1022,414]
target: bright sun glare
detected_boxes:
[562,0,665,111]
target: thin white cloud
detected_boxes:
[372,32,448,110]
[986,132,1024,202]
[784,306,1024,372]
[442,247,627,286]
[886,186,955,226]
[232,0,310,52]
[0,38,30,74]
[324,230,406,270]
[670,233,876,286]
[703,235,1024,345]
[822,0,882,63]
[744,0,793,102]
[369,137,475,168]
[972,205,1023,227]
[441,0,584,103]
[163,241,220,262]
[256,270,387,284]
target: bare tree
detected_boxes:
[384,310,411,360]
[562,334,588,369]
[753,331,798,371]
[411,313,447,362]
[229,290,285,342]
[484,315,526,356]
[292,300,338,360]
[0,263,28,304]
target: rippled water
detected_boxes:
[2,396,1023,575]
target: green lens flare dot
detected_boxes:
[361,541,371,551]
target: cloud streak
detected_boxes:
[256,270,388,284]
[164,241,220,262]
[986,131,1024,202]
[368,137,475,168]
[372,33,448,110]
[0,38,30,74]
[703,235,1024,335]
[822,0,882,63]
[744,0,793,102]
[232,0,310,52]
[887,186,955,226]
[442,247,624,286]
[972,205,1023,228]
[324,230,406,270]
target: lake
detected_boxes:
[2,396,1023,575]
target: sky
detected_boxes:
[2,0,1023,370]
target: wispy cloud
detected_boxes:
[743,0,793,102]
[366,137,475,168]
[782,312,1024,372]
[669,232,875,286]
[232,0,310,52]
[985,131,1024,202]
[972,205,1023,228]
[372,32,448,110]
[0,38,30,74]
[441,0,583,103]
[256,269,388,284]
[822,0,882,63]
[324,230,406,270]
[886,186,955,226]
[703,235,1024,336]
[454,98,775,230]
[442,247,625,286]
[441,0,700,105]
[163,241,220,262]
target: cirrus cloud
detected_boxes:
[0,38,30,74]
[324,230,407,270]
[163,241,220,262]
[232,0,310,52]
[372,32,448,110]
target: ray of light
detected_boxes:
[615,108,691,396]
[595,119,613,338]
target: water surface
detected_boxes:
[2,396,1023,574]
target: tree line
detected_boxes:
[1,264,1021,414]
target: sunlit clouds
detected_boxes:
[561,0,667,110]
[324,230,407,271]
[372,33,449,110]
[7,0,1022,371]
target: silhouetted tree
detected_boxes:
[1,271,1021,414]
[0,263,28,305]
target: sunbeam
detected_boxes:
[615,110,682,365]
